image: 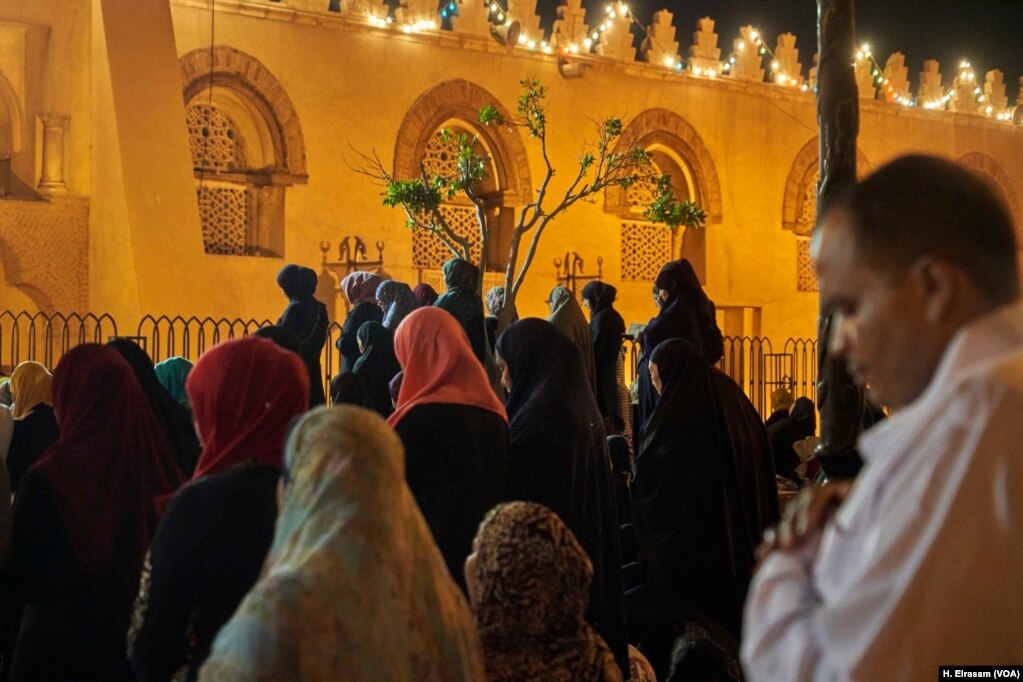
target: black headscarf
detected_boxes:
[496,318,629,676]
[276,264,317,301]
[582,282,625,420]
[634,338,755,639]
[106,339,201,476]
[352,321,401,417]
[767,397,817,483]
[329,372,366,407]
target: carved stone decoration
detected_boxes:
[687,17,722,75]
[728,26,764,82]
[507,0,543,44]
[983,70,1008,113]
[395,0,437,27]
[38,114,68,196]
[596,2,635,61]
[881,52,910,102]
[341,0,388,19]
[918,59,944,105]
[949,63,979,113]
[853,55,876,99]
[450,0,490,37]
[1018,77,1023,106]
[773,32,802,86]
[808,52,819,89]
[551,0,588,50]
[640,10,679,66]
[0,196,89,312]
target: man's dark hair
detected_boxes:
[826,154,1020,304]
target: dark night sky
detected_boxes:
[533,0,1023,104]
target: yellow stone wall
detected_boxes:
[2,0,1022,344]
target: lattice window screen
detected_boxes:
[197,183,250,255]
[621,221,671,281]
[411,205,482,268]
[796,237,818,291]
[186,104,247,172]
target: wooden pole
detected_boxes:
[815,0,865,478]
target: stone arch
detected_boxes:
[782,136,873,235]
[392,80,532,205]
[605,108,722,225]
[179,46,306,179]
[957,152,1022,238]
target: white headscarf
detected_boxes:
[199,405,485,682]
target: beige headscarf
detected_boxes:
[199,405,485,682]
[10,361,53,419]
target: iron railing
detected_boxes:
[0,310,818,416]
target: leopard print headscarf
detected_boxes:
[469,502,622,682]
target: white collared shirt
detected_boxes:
[742,303,1023,681]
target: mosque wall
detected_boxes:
[1,0,1021,346]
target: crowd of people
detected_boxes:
[0,154,1018,680]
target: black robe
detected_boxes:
[394,403,506,592]
[278,298,329,407]
[590,307,626,422]
[6,470,136,681]
[336,301,383,373]
[712,368,780,537]
[128,465,279,682]
[6,406,59,493]
[636,298,705,434]
[767,397,817,484]
[631,339,755,644]
[497,318,629,677]
[352,322,401,418]
[435,291,487,367]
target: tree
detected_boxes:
[352,78,706,332]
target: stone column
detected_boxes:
[38,114,68,196]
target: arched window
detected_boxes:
[393,80,532,289]
[606,109,721,284]
[411,121,503,269]
[179,47,308,257]
[619,145,699,281]
[783,138,871,292]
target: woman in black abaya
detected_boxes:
[629,338,755,674]
[495,318,628,678]
[582,281,626,425]
[276,265,329,406]
[352,321,401,418]
[635,260,723,433]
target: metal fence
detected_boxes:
[0,310,818,417]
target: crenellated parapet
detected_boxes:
[687,17,722,77]
[640,10,679,68]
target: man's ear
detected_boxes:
[911,256,958,323]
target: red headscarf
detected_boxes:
[187,336,309,480]
[35,344,184,574]
[341,271,384,306]
[388,307,506,427]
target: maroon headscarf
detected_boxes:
[35,344,184,575]
[413,283,440,307]
[187,336,309,481]
[340,271,384,306]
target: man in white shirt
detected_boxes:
[742,155,1023,680]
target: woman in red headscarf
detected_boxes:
[5,344,184,681]
[127,337,309,682]
[389,307,507,592]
